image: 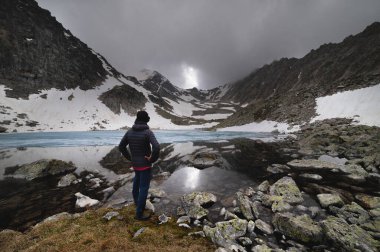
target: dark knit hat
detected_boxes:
[136,110,150,123]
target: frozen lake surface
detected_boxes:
[0,130,277,149]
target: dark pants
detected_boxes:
[132,169,151,217]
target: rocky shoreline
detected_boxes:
[0,118,379,251]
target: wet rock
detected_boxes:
[355,193,380,209]
[57,173,77,187]
[102,211,120,221]
[203,218,247,250]
[336,202,370,225]
[255,219,273,235]
[322,216,379,251]
[316,194,344,208]
[5,159,76,180]
[257,180,270,192]
[75,192,99,208]
[299,173,322,181]
[192,152,222,169]
[269,177,303,204]
[272,213,323,243]
[236,192,254,220]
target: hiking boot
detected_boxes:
[134,212,151,221]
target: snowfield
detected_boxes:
[311,83,380,126]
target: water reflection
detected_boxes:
[162,166,255,196]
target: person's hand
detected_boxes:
[145,155,152,162]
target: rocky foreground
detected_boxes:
[1,118,379,251]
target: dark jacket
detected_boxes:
[118,121,160,168]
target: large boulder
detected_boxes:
[272,213,323,243]
[322,216,379,251]
[317,194,344,208]
[236,192,254,220]
[269,176,303,204]
[5,159,76,180]
[340,164,369,184]
[203,218,247,250]
[335,202,370,225]
[181,192,216,220]
[355,194,380,209]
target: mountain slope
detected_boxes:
[217,22,380,128]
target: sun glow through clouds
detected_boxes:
[182,64,199,89]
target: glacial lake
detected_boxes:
[0,130,277,149]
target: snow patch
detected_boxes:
[218,120,299,133]
[312,84,380,126]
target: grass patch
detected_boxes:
[0,205,216,252]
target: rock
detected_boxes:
[5,159,76,180]
[182,191,217,207]
[145,200,155,213]
[75,192,99,208]
[102,211,120,221]
[250,201,263,218]
[287,159,341,171]
[238,237,252,246]
[185,204,209,220]
[355,194,380,209]
[215,248,228,252]
[299,173,323,181]
[369,208,380,217]
[308,206,320,218]
[177,206,186,216]
[269,177,303,204]
[100,186,115,200]
[203,219,247,249]
[251,244,272,252]
[188,231,205,238]
[34,212,72,228]
[272,213,323,243]
[149,188,167,198]
[179,223,191,229]
[224,210,239,221]
[89,177,102,188]
[270,196,292,213]
[336,202,370,224]
[340,164,369,184]
[322,216,379,251]
[360,219,380,234]
[236,192,254,220]
[255,219,273,235]
[317,194,344,208]
[244,187,255,197]
[247,220,255,234]
[0,126,7,133]
[57,173,77,187]
[220,207,226,216]
[177,215,191,224]
[133,227,147,239]
[158,214,171,224]
[257,180,270,192]
[192,152,222,169]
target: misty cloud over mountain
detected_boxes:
[37,0,380,89]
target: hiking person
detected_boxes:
[119,111,160,220]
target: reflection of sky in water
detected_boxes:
[162,166,255,196]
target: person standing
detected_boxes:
[119,111,160,220]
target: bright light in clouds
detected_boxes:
[182,64,199,89]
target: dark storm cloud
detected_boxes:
[37,0,380,89]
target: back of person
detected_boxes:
[118,111,160,220]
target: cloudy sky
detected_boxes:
[37,0,380,89]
